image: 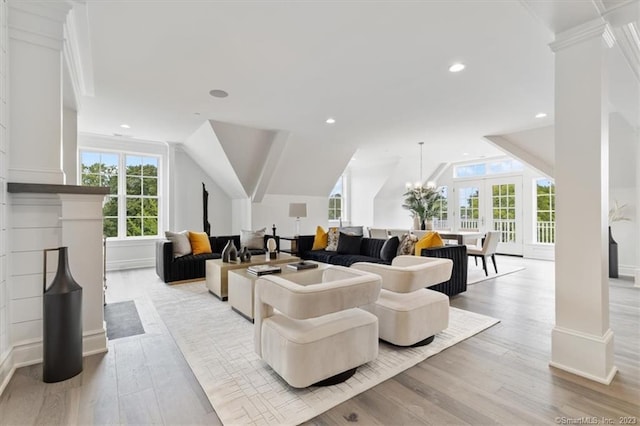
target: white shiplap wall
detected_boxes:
[0,0,9,391]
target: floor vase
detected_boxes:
[609,227,618,278]
[43,247,83,383]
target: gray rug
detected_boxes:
[150,282,500,426]
[104,300,145,340]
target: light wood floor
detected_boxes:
[0,256,638,425]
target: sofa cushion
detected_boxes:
[360,237,386,258]
[380,236,400,262]
[241,228,266,249]
[337,232,362,255]
[339,226,364,236]
[165,230,191,257]
[189,231,212,255]
[414,232,445,256]
[312,226,328,250]
[397,233,418,256]
[305,250,338,264]
[330,255,389,267]
[326,227,340,251]
[174,252,220,263]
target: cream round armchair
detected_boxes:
[254,266,382,388]
[352,255,453,347]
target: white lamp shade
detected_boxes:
[288,203,307,218]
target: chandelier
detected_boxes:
[406,142,436,190]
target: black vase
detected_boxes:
[609,227,619,279]
[43,247,83,383]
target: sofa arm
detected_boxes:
[420,245,467,296]
[155,239,173,283]
[297,235,315,258]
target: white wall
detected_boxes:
[0,0,9,392]
[251,194,331,237]
[62,106,77,184]
[172,146,232,235]
[348,160,396,228]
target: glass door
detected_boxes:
[454,176,522,255]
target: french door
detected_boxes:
[453,176,523,255]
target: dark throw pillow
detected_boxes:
[380,236,400,262]
[337,232,362,255]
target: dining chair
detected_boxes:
[467,231,500,276]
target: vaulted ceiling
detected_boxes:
[74,0,639,197]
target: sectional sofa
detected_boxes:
[156,235,278,283]
[297,234,468,296]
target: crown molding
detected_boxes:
[63,2,94,103]
[8,1,72,50]
[550,18,615,52]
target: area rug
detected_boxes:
[104,300,145,340]
[150,282,499,425]
[467,261,525,285]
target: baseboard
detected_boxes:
[2,326,108,395]
[106,257,154,271]
[550,326,617,384]
[0,348,15,396]
[618,264,638,280]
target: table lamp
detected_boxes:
[288,203,307,237]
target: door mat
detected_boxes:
[104,300,145,340]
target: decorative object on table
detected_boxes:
[608,200,630,278]
[42,246,83,383]
[272,224,277,237]
[221,239,238,263]
[402,142,442,230]
[288,202,307,237]
[247,264,282,276]
[202,182,211,236]
[286,261,319,271]
[267,237,278,260]
[238,246,251,263]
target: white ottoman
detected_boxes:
[363,288,449,346]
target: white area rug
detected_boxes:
[150,282,499,426]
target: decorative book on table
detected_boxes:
[247,264,282,276]
[286,261,319,271]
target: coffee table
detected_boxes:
[205,253,300,300]
[228,261,328,321]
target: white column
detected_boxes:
[636,127,640,287]
[59,193,107,355]
[8,2,71,184]
[62,107,78,184]
[550,21,617,384]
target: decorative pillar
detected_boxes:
[549,21,617,384]
[8,1,71,184]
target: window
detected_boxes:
[454,159,523,179]
[458,186,480,230]
[536,178,555,244]
[81,151,160,238]
[328,176,345,221]
[433,186,448,229]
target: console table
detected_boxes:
[205,253,300,300]
[278,236,300,255]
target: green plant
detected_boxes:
[609,200,631,224]
[402,186,442,223]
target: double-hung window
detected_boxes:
[81,151,160,238]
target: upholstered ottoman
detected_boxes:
[365,288,449,346]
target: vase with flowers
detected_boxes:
[402,186,442,230]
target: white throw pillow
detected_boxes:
[241,228,266,250]
[165,230,191,257]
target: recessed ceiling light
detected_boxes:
[326,118,336,124]
[120,124,130,129]
[535,112,547,118]
[449,63,465,73]
[463,152,469,156]
[209,89,229,98]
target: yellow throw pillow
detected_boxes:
[189,231,212,255]
[414,231,445,256]
[312,226,328,250]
